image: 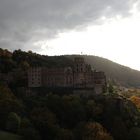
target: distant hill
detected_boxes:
[64,55,140,88]
[83,55,140,88]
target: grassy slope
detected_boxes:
[0,131,22,140]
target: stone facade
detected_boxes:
[28,67,42,87]
[28,57,106,93]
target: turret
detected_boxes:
[74,57,86,73]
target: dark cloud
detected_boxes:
[0,0,138,52]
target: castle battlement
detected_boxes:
[28,57,106,94]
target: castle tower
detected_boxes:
[64,67,73,87]
[73,57,86,88]
[74,57,86,73]
[28,67,42,87]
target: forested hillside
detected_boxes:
[83,55,140,88]
[1,48,140,140]
[1,48,140,88]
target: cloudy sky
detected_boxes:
[0,0,140,70]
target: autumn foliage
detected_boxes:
[129,96,140,109]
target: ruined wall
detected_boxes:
[28,57,107,94]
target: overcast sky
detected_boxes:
[0,0,140,70]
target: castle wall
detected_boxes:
[28,67,42,87]
[42,68,66,87]
[28,57,107,94]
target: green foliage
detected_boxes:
[0,49,16,73]
[12,49,73,67]
[0,131,22,140]
[108,83,115,94]
[0,85,24,129]
[129,127,140,140]
[55,128,74,140]
[0,85,16,100]
[30,107,57,126]
[74,122,113,140]
[6,112,21,132]
[19,127,41,140]
[1,48,140,140]
[20,118,32,129]
[86,100,103,120]
[11,69,27,87]
[19,61,30,71]
[18,118,41,140]
[30,107,58,140]
[46,94,86,128]
[0,99,23,129]
[21,93,140,140]
[111,117,128,140]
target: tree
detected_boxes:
[129,127,140,140]
[19,127,41,140]
[19,61,30,71]
[129,96,140,110]
[0,85,24,129]
[18,117,41,140]
[108,82,115,94]
[30,107,58,140]
[6,112,21,133]
[86,100,103,120]
[82,122,113,140]
[111,117,128,140]
[0,85,15,100]
[75,122,113,140]
[55,128,74,140]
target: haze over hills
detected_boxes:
[66,55,140,88]
[83,55,140,88]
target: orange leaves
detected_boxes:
[129,96,140,109]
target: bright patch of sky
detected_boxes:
[36,4,140,70]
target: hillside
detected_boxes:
[65,55,140,88]
[1,48,140,88]
[82,55,140,88]
[1,48,140,140]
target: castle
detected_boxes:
[28,57,106,94]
